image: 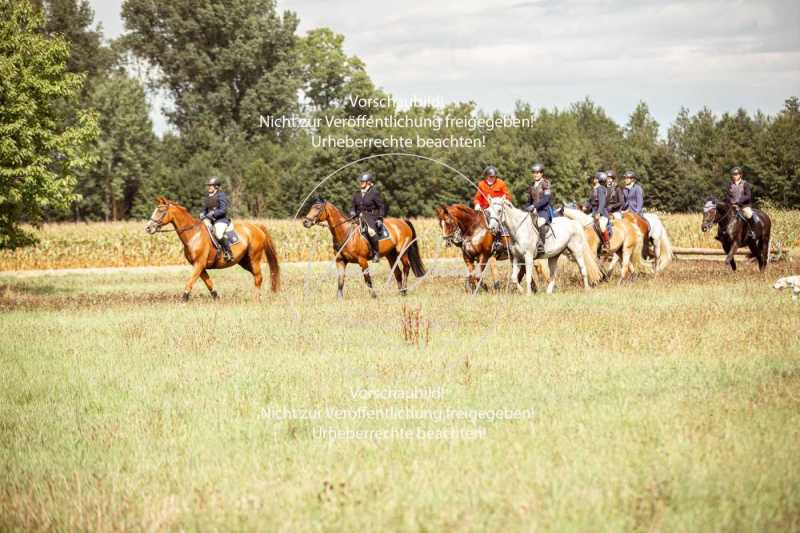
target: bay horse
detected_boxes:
[302,199,425,299]
[560,206,645,282]
[701,198,772,271]
[145,196,280,300]
[486,198,602,294]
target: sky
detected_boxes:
[90,0,800,137]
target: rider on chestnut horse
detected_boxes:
[622,171,651,259]
[586,171,612,251]
[473,165,513,256]
[200,176,233,262]
[350,173,387,262]
[605,170,625,221]
[523,162,554,257]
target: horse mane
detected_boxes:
[446,204,483,230]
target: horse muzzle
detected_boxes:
[701,222,711,232]
[302,218,315,228]
[145,222,158,234]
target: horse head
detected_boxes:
[303,197,328,228]
[146,196,176,234]
[435,204,464,247]
[701,198,719,232]
[485,197,510,236]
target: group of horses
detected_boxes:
[144,195,772,300]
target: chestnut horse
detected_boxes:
[435,203,544,292]
[145,196,280,300]
[560,206,645,282]
[302,199,425,299]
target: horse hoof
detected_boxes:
[182,292,190,302]
[370,292,378,299]
[210,290,219,300]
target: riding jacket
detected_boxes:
[525,178,554,223]
[725,180,753,207]
[623,183,644,214]
[606,184,625,213]
[351,186,387,229]
[473,178,512,210]
[588,186,608,217]
[201,191,231,224]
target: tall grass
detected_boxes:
[2,211,799,271]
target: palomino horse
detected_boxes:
[145,197,280,300]
[302,199,425,299]
[701,198,772,271]
[485,198,602,294]
[560,206,644,282]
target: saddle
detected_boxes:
[204,223,241,248]
[358,219,391,240]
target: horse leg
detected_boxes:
[401,256,411,295]
[524,251,534,295]
[464,255,476,293]
[250,257,264,302]
[724,241,738,271]
[387,251,404,293]
[183,262,205,301]
[547,256,559,293]
[511,257,523,293]
[358,258,377,299]
[199,270,218,299]
[336,259,347,300]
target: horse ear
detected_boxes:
[155,196,165,205]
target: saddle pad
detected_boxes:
[224,229,241,245]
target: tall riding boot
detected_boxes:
[219,235,233,262]
[369,234,381,262]
[642,226,651,260]
[537,225,547,256]
[747,217,757,241]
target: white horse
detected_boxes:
[641,213,674,273]
[485,198,602,294]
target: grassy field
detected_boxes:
[1,257,799,531]
[2,210,799,271]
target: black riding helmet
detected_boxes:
[358,173,374,183]
[484,166,498,177]
[207,176,222,187]
[595,171,608,184]
[623,171,637,179]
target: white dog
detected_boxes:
[773,276,800,301]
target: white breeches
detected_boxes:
[203,219,228,239]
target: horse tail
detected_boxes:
[576,225,603,285]
[404,219,426,277]
[258,224,281,292]
[656,226,674,273]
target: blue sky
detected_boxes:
[90,0,800,137]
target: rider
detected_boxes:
[622,171,644,215]
[606,170,625,219]
[622,171,650,259]
[350,173,387,262]
[473,165,513,254]
[587,171,611,251]
[200,176,233,262]
[725,166,757,240]
[524,162,553,256]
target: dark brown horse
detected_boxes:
[145,196,280,300]
[701,198,772,271]
[302,199,425,299]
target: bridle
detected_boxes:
[304,202,355,229]
[149,206,202,233]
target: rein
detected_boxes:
[150,219,202,233]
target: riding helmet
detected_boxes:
[358,173,374,183]
[595,171,608,184]
[623,171,637,179]
[606,170,616,179]
[531,163,545,173]
[730,166,742,176]
[484,166,498,177]
[207,176,222,187]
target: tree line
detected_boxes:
[1,0,798,248]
